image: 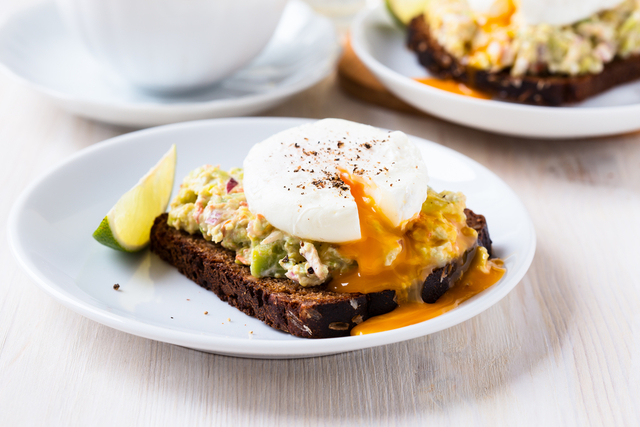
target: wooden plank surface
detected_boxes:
[337,39,427,115]
[1,1,639,426]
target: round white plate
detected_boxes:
[8,117,536,359]
[351,4,640,139]
[0,1,339,128]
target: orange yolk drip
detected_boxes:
[471,0,516,60]
[481,0,516,32]
[351,247,505,336]
[415,0,516,97]
[326,174,505,336]
[414,78,492,100]
[327,174,425,296]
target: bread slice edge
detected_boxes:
[407,15,640,105]
[150,209,492,338]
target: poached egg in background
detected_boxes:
[467,0,626,26]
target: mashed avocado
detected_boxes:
[168,165,472,287]
[424,0,640,76]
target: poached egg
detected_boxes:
[467,0,626,27]
[243,119,429,243]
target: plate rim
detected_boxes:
[0,0,340,113]
[7,117,537,358]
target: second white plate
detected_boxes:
[351,4,640,139]
[0,1,340,127]
[8,117,535,359]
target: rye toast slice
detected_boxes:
[422,209,492,303]
[150,209,492,338]
[407,15,640,106]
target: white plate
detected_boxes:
[351,4,640,139]
[0,1,339,128]
[8,117,536,359]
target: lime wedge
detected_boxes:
[386,0,428,26]
[93,144,177,252]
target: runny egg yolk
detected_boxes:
[327,173,506,335]
[480,0,516,31]
[327,173,431,298]
[470,0,516,63]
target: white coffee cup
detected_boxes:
[56,0,289,92]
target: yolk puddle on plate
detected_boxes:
[351,247,505,335]
[327,173,505,335]
[414,78,492,100]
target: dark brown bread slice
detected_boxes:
[407,15,640,106]
[150,213,397,338]
[150,210,492,338]
[422,208,492,303]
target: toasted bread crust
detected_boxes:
[422,209,492,303]
[150,209,492,338]
[407,15,640,106]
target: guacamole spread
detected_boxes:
[424,0,640,76]
[168,165,474,287]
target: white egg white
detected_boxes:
[243,119,430,243]
[468,0,626,26]
[518,0,625,26]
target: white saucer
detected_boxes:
[0,1,340,127]
[8,117,536,359]
[351,4,640,139]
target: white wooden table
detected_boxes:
[1,1,639,426]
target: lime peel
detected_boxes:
[93,216,129,252]
[93,144,177,252]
